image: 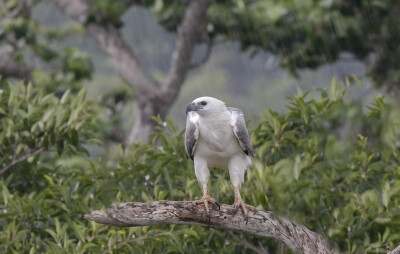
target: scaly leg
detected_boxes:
[194,185,220,221]
[232,186,255,224]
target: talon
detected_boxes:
[215,201,221,210]
[232,190,254,223]
[253,208,257,215]
[194,193,218,221]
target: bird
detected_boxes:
[184,96,255,223]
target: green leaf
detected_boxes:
[45,229,59,242]
[72,223,85,242]
[44,174,55,185]
[71,129,79,146]
[381,181,390,208]
[292,155,301,181]
[0,107,7,115]
[42,108,56,122]
[2,185,10,206]
[60,90,71,104]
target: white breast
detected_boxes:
[195,112,243,168]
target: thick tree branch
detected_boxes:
[87,25,159,94]
[161,0,214,100]
[84,201,337,254]
[388,245,400,254]
[189,39,213,69]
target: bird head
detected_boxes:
[185,96,226,116]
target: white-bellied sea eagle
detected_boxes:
[185,96,255,222]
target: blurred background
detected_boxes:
[34,2,373,118]
[1,1,400,253]
[4,0,397,142]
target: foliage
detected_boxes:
[1,0,400,252]
[0,79,268,253]
[251,78,400,252]
[1,76,399,253]
[0,80,96,191]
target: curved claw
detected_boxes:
[194,194,219,221]
[215,201,221,210]
[232,199,254,224]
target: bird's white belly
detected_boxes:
[194,114,247,168]
[195,135,243,168]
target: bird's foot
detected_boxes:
[232,199,255,224]
[194,194,220,222]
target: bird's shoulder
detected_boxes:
[226,107,243,115]
[226,107,244,126]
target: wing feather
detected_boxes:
[227,107,255,157]
[185,112,199,160]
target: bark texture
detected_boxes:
[388,245,400,254]
[84,201,338,254]
[55,0,214,143]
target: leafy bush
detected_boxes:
[0,77,399,253]
[251,79,400,252]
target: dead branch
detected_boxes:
[388,245,400,254]
[84,201,338,254]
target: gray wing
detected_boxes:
[227,107,255,157]
[185,112,199,160]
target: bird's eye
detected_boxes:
[200,101,207,106]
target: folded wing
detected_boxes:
[228,107,255,157]
[185,112,200,160]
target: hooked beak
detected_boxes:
[185,102,202,115]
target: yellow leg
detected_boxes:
[233,186,255,224]
[194,185,220,221]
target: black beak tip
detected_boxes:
[186,102,198,115]
[185,104,191,115]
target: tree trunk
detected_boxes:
[55,0,215,144]
[127,92,171,143]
